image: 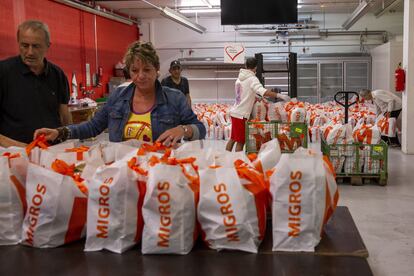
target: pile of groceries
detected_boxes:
[1,96,395,254]
[193,97,396,146]
[1,135,338,254]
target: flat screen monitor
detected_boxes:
[221,0,298,25]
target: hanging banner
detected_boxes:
[224,43,245,64]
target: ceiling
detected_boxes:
[93,0,404,20]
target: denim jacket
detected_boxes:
[68,80,206,142]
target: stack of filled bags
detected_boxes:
[0,136,339,254]
[193,103,231,140]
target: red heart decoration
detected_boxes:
[225,45,245,61]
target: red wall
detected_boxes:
[0,0,139,99]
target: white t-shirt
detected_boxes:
[230,69,267,119]
[371,90,402,114]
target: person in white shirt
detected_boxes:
[226,57,290,152]
[359,89,402,145]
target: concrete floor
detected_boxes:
[339,148,414,276]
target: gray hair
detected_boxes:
[359,89,372,98]
[17,20,51,46]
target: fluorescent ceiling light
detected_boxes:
[342,0,373,30]
[297,5,302,9]
[201,0,213,8]
[142,1,207,34]
[179,8,221,14]
[53,0,136,25]
[375,0,402,18]
[161,7,207,33]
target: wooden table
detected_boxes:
[69,105,98,124]
[0,207,372,276]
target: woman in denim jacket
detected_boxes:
[34,41,205,146]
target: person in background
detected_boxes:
[0,19,71,147]
[226,57,291,152]
[118,66,132,88]
[34,41,205,146]
[161,60,191,106]
[359,88,402,146]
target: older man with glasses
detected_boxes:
[0,19,71,147]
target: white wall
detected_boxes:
[138,11,403,102]
[402,0,414,154]
[139,12,403,76]
[371,39,403,92]
[371,43,390,90]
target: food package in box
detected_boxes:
[267,102,287,122]
[224,125,231,140]
[252,100,267,121]
[353,124,381,145]
[362,147,381,174]
[376,115,397,138]
[289,107,306,123]
[252,129,272,152]
[344,155,364,174]
[330,156,345,173]
[309,126,321,143]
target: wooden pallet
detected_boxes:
[335,175,387,186]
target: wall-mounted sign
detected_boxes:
[224,43,245,64]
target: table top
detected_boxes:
[0,206,371,276]
[68,105,97,112]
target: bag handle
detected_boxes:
[26,134,49,155]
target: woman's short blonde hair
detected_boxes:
[123,41,160,71]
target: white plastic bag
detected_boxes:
[252,138,282,174]
[289,107,306,123]
[84,159,145,253]
[252,100,267,121]
[270,148,332,252]
[21,163,87,248]
[141,164,198,254]
[376,115,397,137]
[198,165,267,253]
[267,102,287,121]
[0,154,27,245]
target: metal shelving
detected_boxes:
[297,55,371,103]
[179,54,371,103]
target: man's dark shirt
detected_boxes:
[161,76,190,96]
[0,56,70,143]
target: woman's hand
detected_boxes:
[156,126,186,147]
[33,128,59,142]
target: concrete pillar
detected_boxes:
[402,0,414,154]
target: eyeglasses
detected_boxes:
[19,43,44,50]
